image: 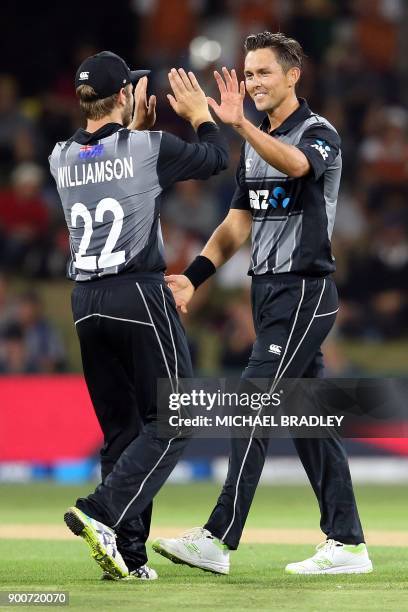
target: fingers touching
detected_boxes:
[167,67,242,104]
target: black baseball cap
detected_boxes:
[75,51,150,99]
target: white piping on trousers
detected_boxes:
[314,307,339,318]
[160,285,178,392]
[268,279,326,391]
[221,279,308,542]
[111,283,179,527]
[136,283,174,394]
[74,313,153,326]
[112,436,176,528]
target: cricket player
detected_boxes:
[153,32,373,575]
[48,51,228,580]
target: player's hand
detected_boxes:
[129,77,156,130]
[164,274,195,314]
[207,67,246,128]
[167,68,214,130]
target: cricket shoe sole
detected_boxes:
[64,507,128,579]
[286,561,373,575]
[152,538,229,575]
[101,566,158,581]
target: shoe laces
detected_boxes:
[179,527,209,542]
[314,539,341,557]
[131,565,149,578]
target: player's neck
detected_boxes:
[86,111,124,133]
[266,93,299,133]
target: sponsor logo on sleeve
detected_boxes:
[310,139,331,160]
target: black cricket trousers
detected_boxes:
[71,273,193,570]
[205,274,365,549]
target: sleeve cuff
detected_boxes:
[196,121,219,137]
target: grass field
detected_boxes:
[1,483,408,611]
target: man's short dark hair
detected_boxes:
[244,32,305,73]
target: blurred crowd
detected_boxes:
[0,0,407,373]
[0,274,66,373]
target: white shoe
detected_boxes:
[152,527,230,575]
[64,507,128,579]
[101,565,158,581]
[285,539,373,575]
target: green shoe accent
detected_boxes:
[343,543,366,554]
[184,542,200,554]
[152,540,228,575]
[74,507,93,526]
[212,538,229,552]
[313,558,333,569]
[64,507,128,579]
[100,572,117,581]
[101,570,156,581]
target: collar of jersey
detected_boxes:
[73,122,125,145]
[261,98,311,136]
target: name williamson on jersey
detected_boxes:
[57,157,134,189]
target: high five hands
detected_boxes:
[207,67,246,128]
[130,67,245,133]
[129,66,245,133]
[166,67,246,130]
[167,68,213,130]
[129,76,157,130]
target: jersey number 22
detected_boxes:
[71,197,125,271]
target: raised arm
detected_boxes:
[156,68,229,187]
[208,67,310,178]
[128,69,228,186]
[157,124,228,188]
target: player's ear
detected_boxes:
[287,67,300,88]
[118,87,127,106]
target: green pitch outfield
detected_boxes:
[0,483,408,611]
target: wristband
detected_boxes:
[184,255,216,289]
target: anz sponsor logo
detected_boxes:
[310,139,330,160]
[249,187,291,210]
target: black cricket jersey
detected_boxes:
[49,122,228,281]
[231,98,341,277]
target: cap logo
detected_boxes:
[79,71,89,80]
[123,79,126,83]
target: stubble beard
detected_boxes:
[252,91,276,114]
[122,101,133,127]
[257,90,288,116]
